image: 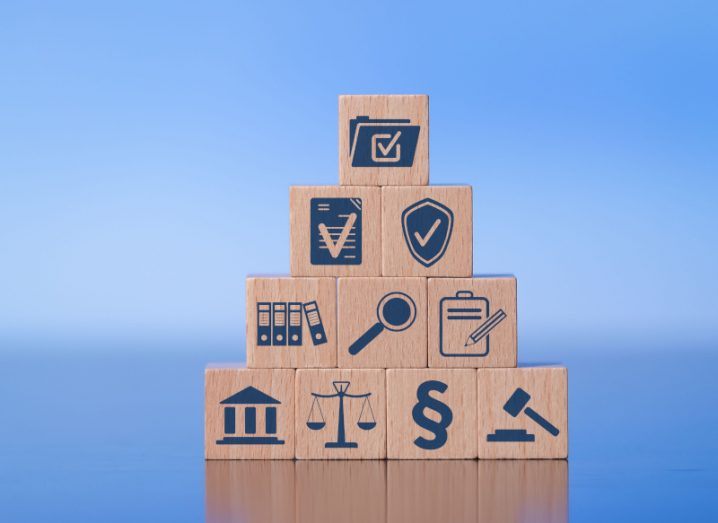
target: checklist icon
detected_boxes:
[310,198,362,265]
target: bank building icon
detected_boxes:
[216,386,285,445]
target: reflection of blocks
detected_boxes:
[339,95,429,186]
[290,186,381,277]
[205,366,295,459]
[382,186,472,277]
[247,277,336,368]
[297,461,386,522]
[296,369,386,459]
[478,460,568,523]
[388,460,477,522]
[338,277,428,369]
[205,461,295,521]
[428,276,517,368]
[478,367,568,459]
[387,369,477,459]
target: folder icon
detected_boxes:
[257,302,272,346]
[349,116,420,167]
[271,302,287,346]
[288,302,303,346]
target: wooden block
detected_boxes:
[295,369,386,459]
[428,276,517,368]
[290,186,381,277]
[382,186,472,277]
[478,460,568,523]
[205,365,295,459]
[246,277,336,368]
[387,461,477,523]
[296,461,386,523]
[337,277,427,369]
[387,369,477,459]
[205,461,295,522]
[477,367,568,459]
[339,94,429,186]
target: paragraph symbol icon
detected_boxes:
[412,380,453,450]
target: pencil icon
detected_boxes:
[464,309,507,347]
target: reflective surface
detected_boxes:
[206,460,567,523]
[0,343,716,521]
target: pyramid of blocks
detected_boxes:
[205,95,568,460]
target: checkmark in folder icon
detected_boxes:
[349,116,420,168]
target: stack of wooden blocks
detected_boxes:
[205,95,568,460]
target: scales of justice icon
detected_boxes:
[306,381,376,448]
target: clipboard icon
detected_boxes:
[439,291,506,358]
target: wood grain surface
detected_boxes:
[246,277,337,369]
[339,95,429,186]
[382,186,472,277]
[387,369,477,459]
[337,277,427,369]
[205,366,295,459]
[477,367,568,459]
[290,186,381,277]
[428,276,517,368]
[295,369,386,459]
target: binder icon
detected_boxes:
[257,302,272,346]
[272,303,287,346]
[303,301,327,346]
[349,116,420,167]
[256,300,327,347]
[288,302,303,346]
[439,291,505,357]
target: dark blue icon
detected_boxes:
[303,301,328,345]
[487,429,535,442]
[348,292,417,356]
[487,387,560,443]
[439,291,507,358]
[216,386,285,445]
[402,198,453,267]
[257,301,327,347]
[307,381,376,449]
[349,116,420,167]
[412,380,453,450]
[310,198,362,265]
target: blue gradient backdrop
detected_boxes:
[1,3,718,522]
[1,1,716,352]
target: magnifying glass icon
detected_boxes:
[348,292,417,356]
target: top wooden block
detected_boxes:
[339,95,429,186]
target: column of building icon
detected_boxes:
[205,95,569,460]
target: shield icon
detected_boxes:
[401,198,454,267]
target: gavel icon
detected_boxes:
[503,387,560,437]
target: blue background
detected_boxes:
[1,1,716,521]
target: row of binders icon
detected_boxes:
[257,301,328,347]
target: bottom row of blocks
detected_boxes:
[205,366,568,459]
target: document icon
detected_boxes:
[439,291,506,358]
[349,116,420,167]
[310,198,362,265]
